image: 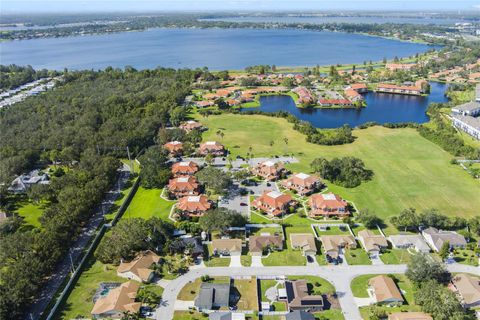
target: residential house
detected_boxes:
[451,101,480,117]
[176,195,212,217]
[284,280,324,312]
[281,173,322,196]
[209,312,246,320]
[290,233,317,256]
[450,274,480,308]
[368,275,404,306]
[8,169,50,193]
[164,141,183,156]
[196,100,215,108]
[344,88,364,102]
[194,282,231,311]
[318,99,353,107]
[452,114,480,140]
[91,281,141,319]
[253,161,287,181]
[350,83,368,93]
[252,190,295,217]
[320,235,356,260]
[180,120,203,132]
[177,236,205,258]
[249,235,283,256]
[376,80,427,95]
[308,193,350,218]
[171,161,199,177]
[167,176,200,198]
[116,250,160,283]
[388,235,430,253]
[212,239,242,256]
[358,230,388,258]
[388,312,432,320]
[285,311,315,320]
[421,227,467,252]
[199,141,226,156]
[293,87,315,105]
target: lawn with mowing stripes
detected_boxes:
[196,113,480,221]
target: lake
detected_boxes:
[241,82,448,128]
[0,28,437,70]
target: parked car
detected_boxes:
[240,202,248,206]
[307,255,314,263]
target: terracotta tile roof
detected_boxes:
[368,275,404,303]
[91,281,141,316]
[164,141,183,153]
[180,120,203,131]
[253,161,286,180]
[451,274,480,306]
[252,190,293,216]
[177,195,212,215]
[308,193,349,217]
[117,250,160,282]
[350,83,368,90]
[249,235,283,253]
[171,161,199,176]
[168,176,199,194]
[199,141,225,155]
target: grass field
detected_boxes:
[173,311,209,320]
[14,199,45,229]
[344,246,372,265]
[121,187,174,220]
[287,275,336,295]
[232,278,258,310]
[195,114,480,220]
[380,249,413,265]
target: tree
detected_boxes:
[169,107,187,127]
[390,208,419,232]
[281,77,295,88]
[406,253,449,284]
[310,157,373,188]
[195,166,232,195]
[139,145,170,188]
[414,280,469,320]
[439,241,450,261]
[356,209,383,229]
[199,208,247,233]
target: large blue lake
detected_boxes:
[0,28,436,70]
[242,82,448,128]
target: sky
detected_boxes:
[2,0,480,14]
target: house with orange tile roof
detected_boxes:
[308,193,350,218]
[281,173,322,196]
[252,190,296,217]
[117,250,160,283]
[252,161,287,181]
[180,120,203,132]
[318,99,354,107]
[368,275,404,306]
[164,141,183,156]
[168,176,200,198]
[344,88,364,102]
[195,100,215,108]
[350,83,368,93]
[91,281,141,319]
[176,195,212,217]
[377,80,427,96]
[171,161,199,177]
[198,141,225,156]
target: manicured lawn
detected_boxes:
[122,187,174,220]
[453,249,479,267]
[260,280,280,301]
[14,199,45,229]
[288,275,336,295]
[178,278,202,300]
[196,114,480,220]
[315,226,350,236]
[316,309,345,320]
[380,249,413,265]
[241,255,252,266]
[104,177,137,221]
[248,226,283,236]
[262,249,306,266]
[56,257,126,319]
[351,274,414,303]
[344,246,372,265]
[232,278,258,310]
[205,244,233,267]
[173,311,209,320]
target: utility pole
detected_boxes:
[127,146,134,173]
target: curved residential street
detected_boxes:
[155,264,479,320]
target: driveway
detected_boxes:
[370,255,384,265]
[306,255,319,267]
[245,180,279,196]
[174,300,194,311]
[251,256,263,267]
[229,255,242,267]
[354,297,375,307]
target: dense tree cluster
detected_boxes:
[96,217,175,264]
[390,207,469,232]
[356,209,383,228]
[0,64,56,90]
[307,125,355,145]
[195,166,232,196]
[0,154,119,318]
[311,156,373,188]
[138,145,171,189]
[199,208,247,233]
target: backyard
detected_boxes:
[196,113,480,221]
[120,186,174,220]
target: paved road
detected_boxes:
[155,264,479,320]
[24,164,131,320]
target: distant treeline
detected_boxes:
[0,65,59,91]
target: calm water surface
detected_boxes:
[0,28,437,70]
[242,82,448,128]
